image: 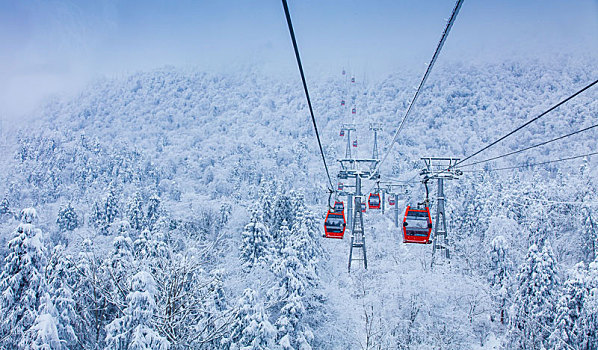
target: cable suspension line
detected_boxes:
[422,79,598,180]
[371,0,465,179]
[459,123,598,168]
[454,78,598,167]
[459,151,598,173]
[281,0,334,191]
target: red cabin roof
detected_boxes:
[402,206,432,244]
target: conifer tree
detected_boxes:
[506,241,559,349]
[20,293,62,349]
[549,262,588,350]
[240,208,273,271]
[146,194,161,230]
[46,245,79,348]
[488,235,511,324]
[221,288,275,350]
[127,192,146,232]
[0,208,47,348]
[105,271,169,350]
[56,202,79,232]
[0,197,9,216]
[268,247,313,350]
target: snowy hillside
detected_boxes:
[1,57,597,349]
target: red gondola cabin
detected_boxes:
[338,182,343,191]
[389,198,396,206]
[361,202,366,213]
[353,140,358,147]
[352,108,356,114]
[368,193,381,209]
[341,100,345,106]
[340,130,345,137]
[324,210,346,239]
[402,206,432,244]
[333,201,344,213]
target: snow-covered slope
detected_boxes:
[0,57,597,349]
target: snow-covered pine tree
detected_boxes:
[209,269,227,313]
[103,234,135,319]
[268,246,313,350]
[0,197,9,216]
[56,202,79,231]
[218,202,232,230]
[221,288,275,350]
[134,229,153,261]
[127,192,146,232]
[46,245,79,348]
[581,258,598,348]
[549,262,588,350]
[0,208,48,348]
[92,187,121,235]
[275,221,292,254]
[91,200,109,235]
[273,194,294,237]
[20,293,62,349]
[105,186,120,224]
[506,241,559,349]
[288,209,319,285]
[75,239,112,348]
[488,235,511,324]
[581,207,597,263]
[258,180,277,229]
[21,206,39,224]
[105,271,169,350]
[240,208,273,271]
[146,194,161,230]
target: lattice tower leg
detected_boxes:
[432,178,450,266]
[348,177,367,272]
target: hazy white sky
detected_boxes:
[0,0,596,122]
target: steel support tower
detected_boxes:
[338,158,380,272]
[420,157,462,266]
[369,123,382,160]
[341,124,356,160]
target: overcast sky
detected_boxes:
[0,0,596,122]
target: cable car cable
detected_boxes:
[281,0,334,192]
[454,78,598,168]
[458,123,598,168]
[371,0,465,180]
[459,150,598,173]
[420,79,598,180]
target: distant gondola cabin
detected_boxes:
[368,193,381,209]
